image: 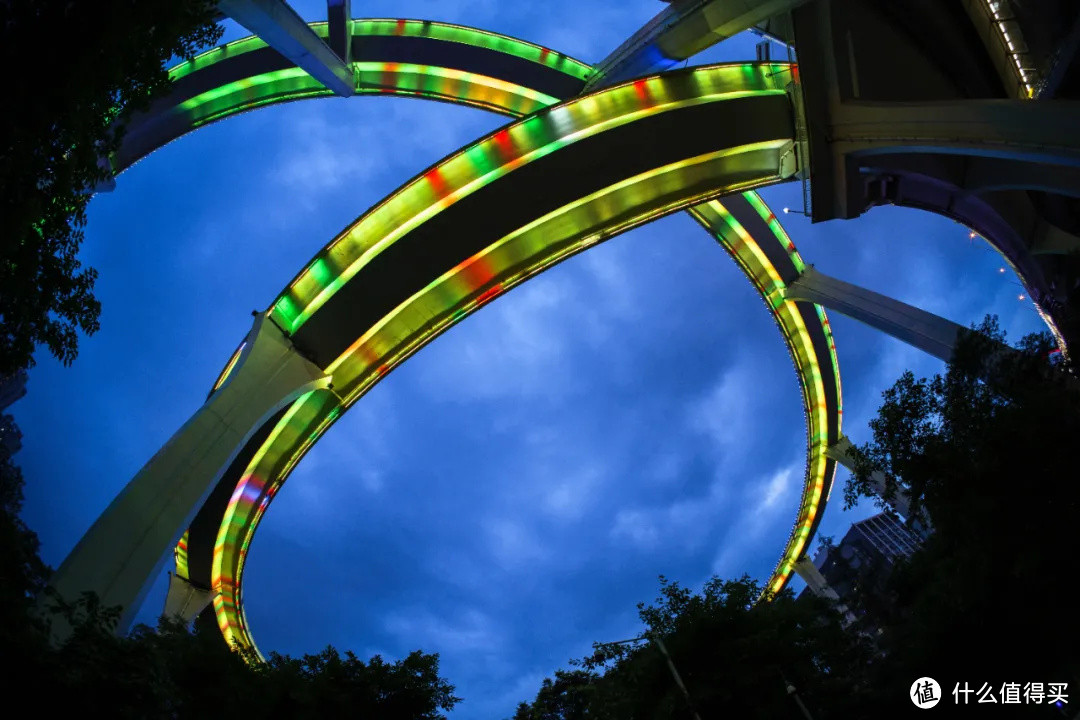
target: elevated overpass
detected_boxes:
[48,1,1080,655]
[587,0,1080,349]
[790,0,1080,350]
[55,41,849,652]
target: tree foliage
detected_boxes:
[8,595,461,719]
[843,316,1080,698]
[512,576,879,719]
[0,411,460,718]
[0,419,50,653]
[0,1,223,375]
[515,318,1079,717]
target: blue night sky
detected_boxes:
[11,2,1047,717]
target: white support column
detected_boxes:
[163,574,214,625]
[794,556,857,625]
[824,437,908,516]
[219,0,355,96]
[585,0,810,90]
[784,266,966,362]
[46,312,330,637]
[327,0,351,63]
[825,436,931,537]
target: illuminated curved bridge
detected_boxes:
[51,1,1080,654]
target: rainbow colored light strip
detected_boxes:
[174,63,562,134]
[174,530,191,581]
[689,195,842,596]
[170,20,592,84]
[350,19,593,81]
[157,20,593,146]
[201,62,823,653]
[171,23,835,644]
[270,65,792,334]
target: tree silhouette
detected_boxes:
[844,316,1080,701]
[0,1,223,375]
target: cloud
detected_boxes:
[484,517,550,570]
[710,461,800,577]
[687,355,769,464]
[611,509,660,548]
[522,458,605,522]
[609,468,736,553]
[383,605,504,655]
[264,96,501,223]
[413,273,576,402]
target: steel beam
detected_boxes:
[793,556,857,625]
[218,0,354,96]
[46,312,329,636]
[784,266,966,362]
[829,100,1080,170]
[163,574,214,624]
[326,0,351,63]
[585,0,810,90]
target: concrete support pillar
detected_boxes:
[794,556,840,600]
[327,0,351,63]
[794,556,856,625]
[163,574,214,625]
[585,0,811,90]
[825,436,931,537]
[784,266,966,362]
[46,312,329,637]
[785,266,1052,391]
[828,100,1080,169]
[219,0,355,96]
[825,438,908,516]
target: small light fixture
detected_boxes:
[782,207,790,214]
[1018,294,1025,301]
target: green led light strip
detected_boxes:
[689,196,843,595]
[270,67,791,334]
[351,19,593,81]
[174,530,191,581]
[170,20,592,84]
[159,20,840,651]
[198,63,836,653]
[173,63,561,137]
[121,20,596,174]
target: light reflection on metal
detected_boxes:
[983,0,1036,97]
[692,195,841,596]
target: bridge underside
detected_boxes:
[793,0,1080,351]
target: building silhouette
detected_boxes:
[801,512,922,631]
